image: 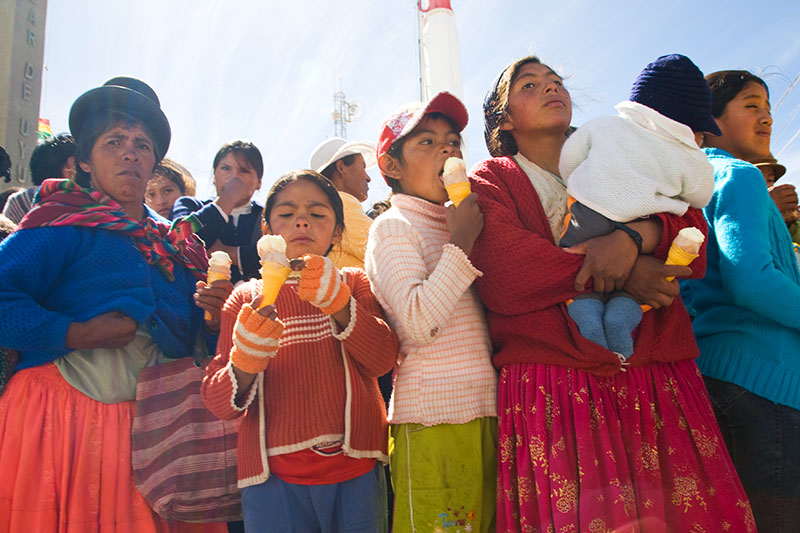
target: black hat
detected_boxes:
[629,54,721,136]
[68,77,171,157]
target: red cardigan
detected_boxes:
[469,156,707,376]
[201,269,398,488]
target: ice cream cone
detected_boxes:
[256,235,291,309]
[445,182,472,207]
[204,251,232,320]
[663,228,704,281]
[443,157,471,207]
[259,263,291,308]
[664,243,699,281]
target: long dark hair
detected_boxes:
[483,56,565,157]
[213,140,264,179]
[705,70,769,118]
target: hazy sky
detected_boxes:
[39,0,800,206]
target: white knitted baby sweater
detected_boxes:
[559,100,714,222]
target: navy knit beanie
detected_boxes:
[629,54,721,135]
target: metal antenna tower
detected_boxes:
[332,91,363,139]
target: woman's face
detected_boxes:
[266,179,342,259]
[78,123,156,216]
[145,174,182,218]
[709,81,772,161]
[499,62,572,138]
[213,152,261,200]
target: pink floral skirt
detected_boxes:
[497,360,756,532]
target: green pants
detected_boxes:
[390,417,497,532]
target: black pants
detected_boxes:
[704,377,800,532]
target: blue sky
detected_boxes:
[40,1,800,207]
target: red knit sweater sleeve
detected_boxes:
[339,269,398,378]
[201,282,254,420]
[469,158,588,315]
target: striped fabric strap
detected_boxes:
[18,178,207,282]
[230,303,284,374]
[297,254,351,315]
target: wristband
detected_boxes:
[613,222,643,254]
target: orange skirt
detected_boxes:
[0,363,225,533]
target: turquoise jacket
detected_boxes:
[681,148,800,410]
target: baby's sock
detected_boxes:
[567,298,608,349]
[604,296,643,359]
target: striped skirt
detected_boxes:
[497,360,756,532]
[0,363,224,533]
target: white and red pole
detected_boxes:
[417,0,464,102]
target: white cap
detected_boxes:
[309,137,377,174]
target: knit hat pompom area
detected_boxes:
[629,54,721,136]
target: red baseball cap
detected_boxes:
[376,91,468,167]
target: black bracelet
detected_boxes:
[613,222,643,254]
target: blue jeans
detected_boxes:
[241,463,387,533]
[704,377,800,532]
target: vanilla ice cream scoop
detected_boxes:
[443,157,468,187]
[257,235,290,268]
[257,235,291,308]
[672,227,705,255]
[442,157,471,207]
[208,250,232,276]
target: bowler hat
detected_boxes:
[753,154,787,182]
[69,77,171,157]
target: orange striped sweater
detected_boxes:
[365,193,497,426]
[201,269,398,488]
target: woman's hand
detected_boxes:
[215,178,253,214]
[446,193,484,256]
[565,229,638,292]
[768,184,799,223]
[622,255,692,308]
[195,279,234,332]
[66,311,138,350]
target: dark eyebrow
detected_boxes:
[741,93,772,109]
[274,201,331,209]
[513,71,562,88]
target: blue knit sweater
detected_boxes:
[0,208,204,370]
[681,148,800,410]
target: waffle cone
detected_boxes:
[204,270,231,320]
[207,270,229,285]
[664,243,700,281]
[259,263,291,308]
[445,182,471,207]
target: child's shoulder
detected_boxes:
[369,203,415,236]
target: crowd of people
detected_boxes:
[0,50,795,533]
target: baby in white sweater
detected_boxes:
[558,54,716,359]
